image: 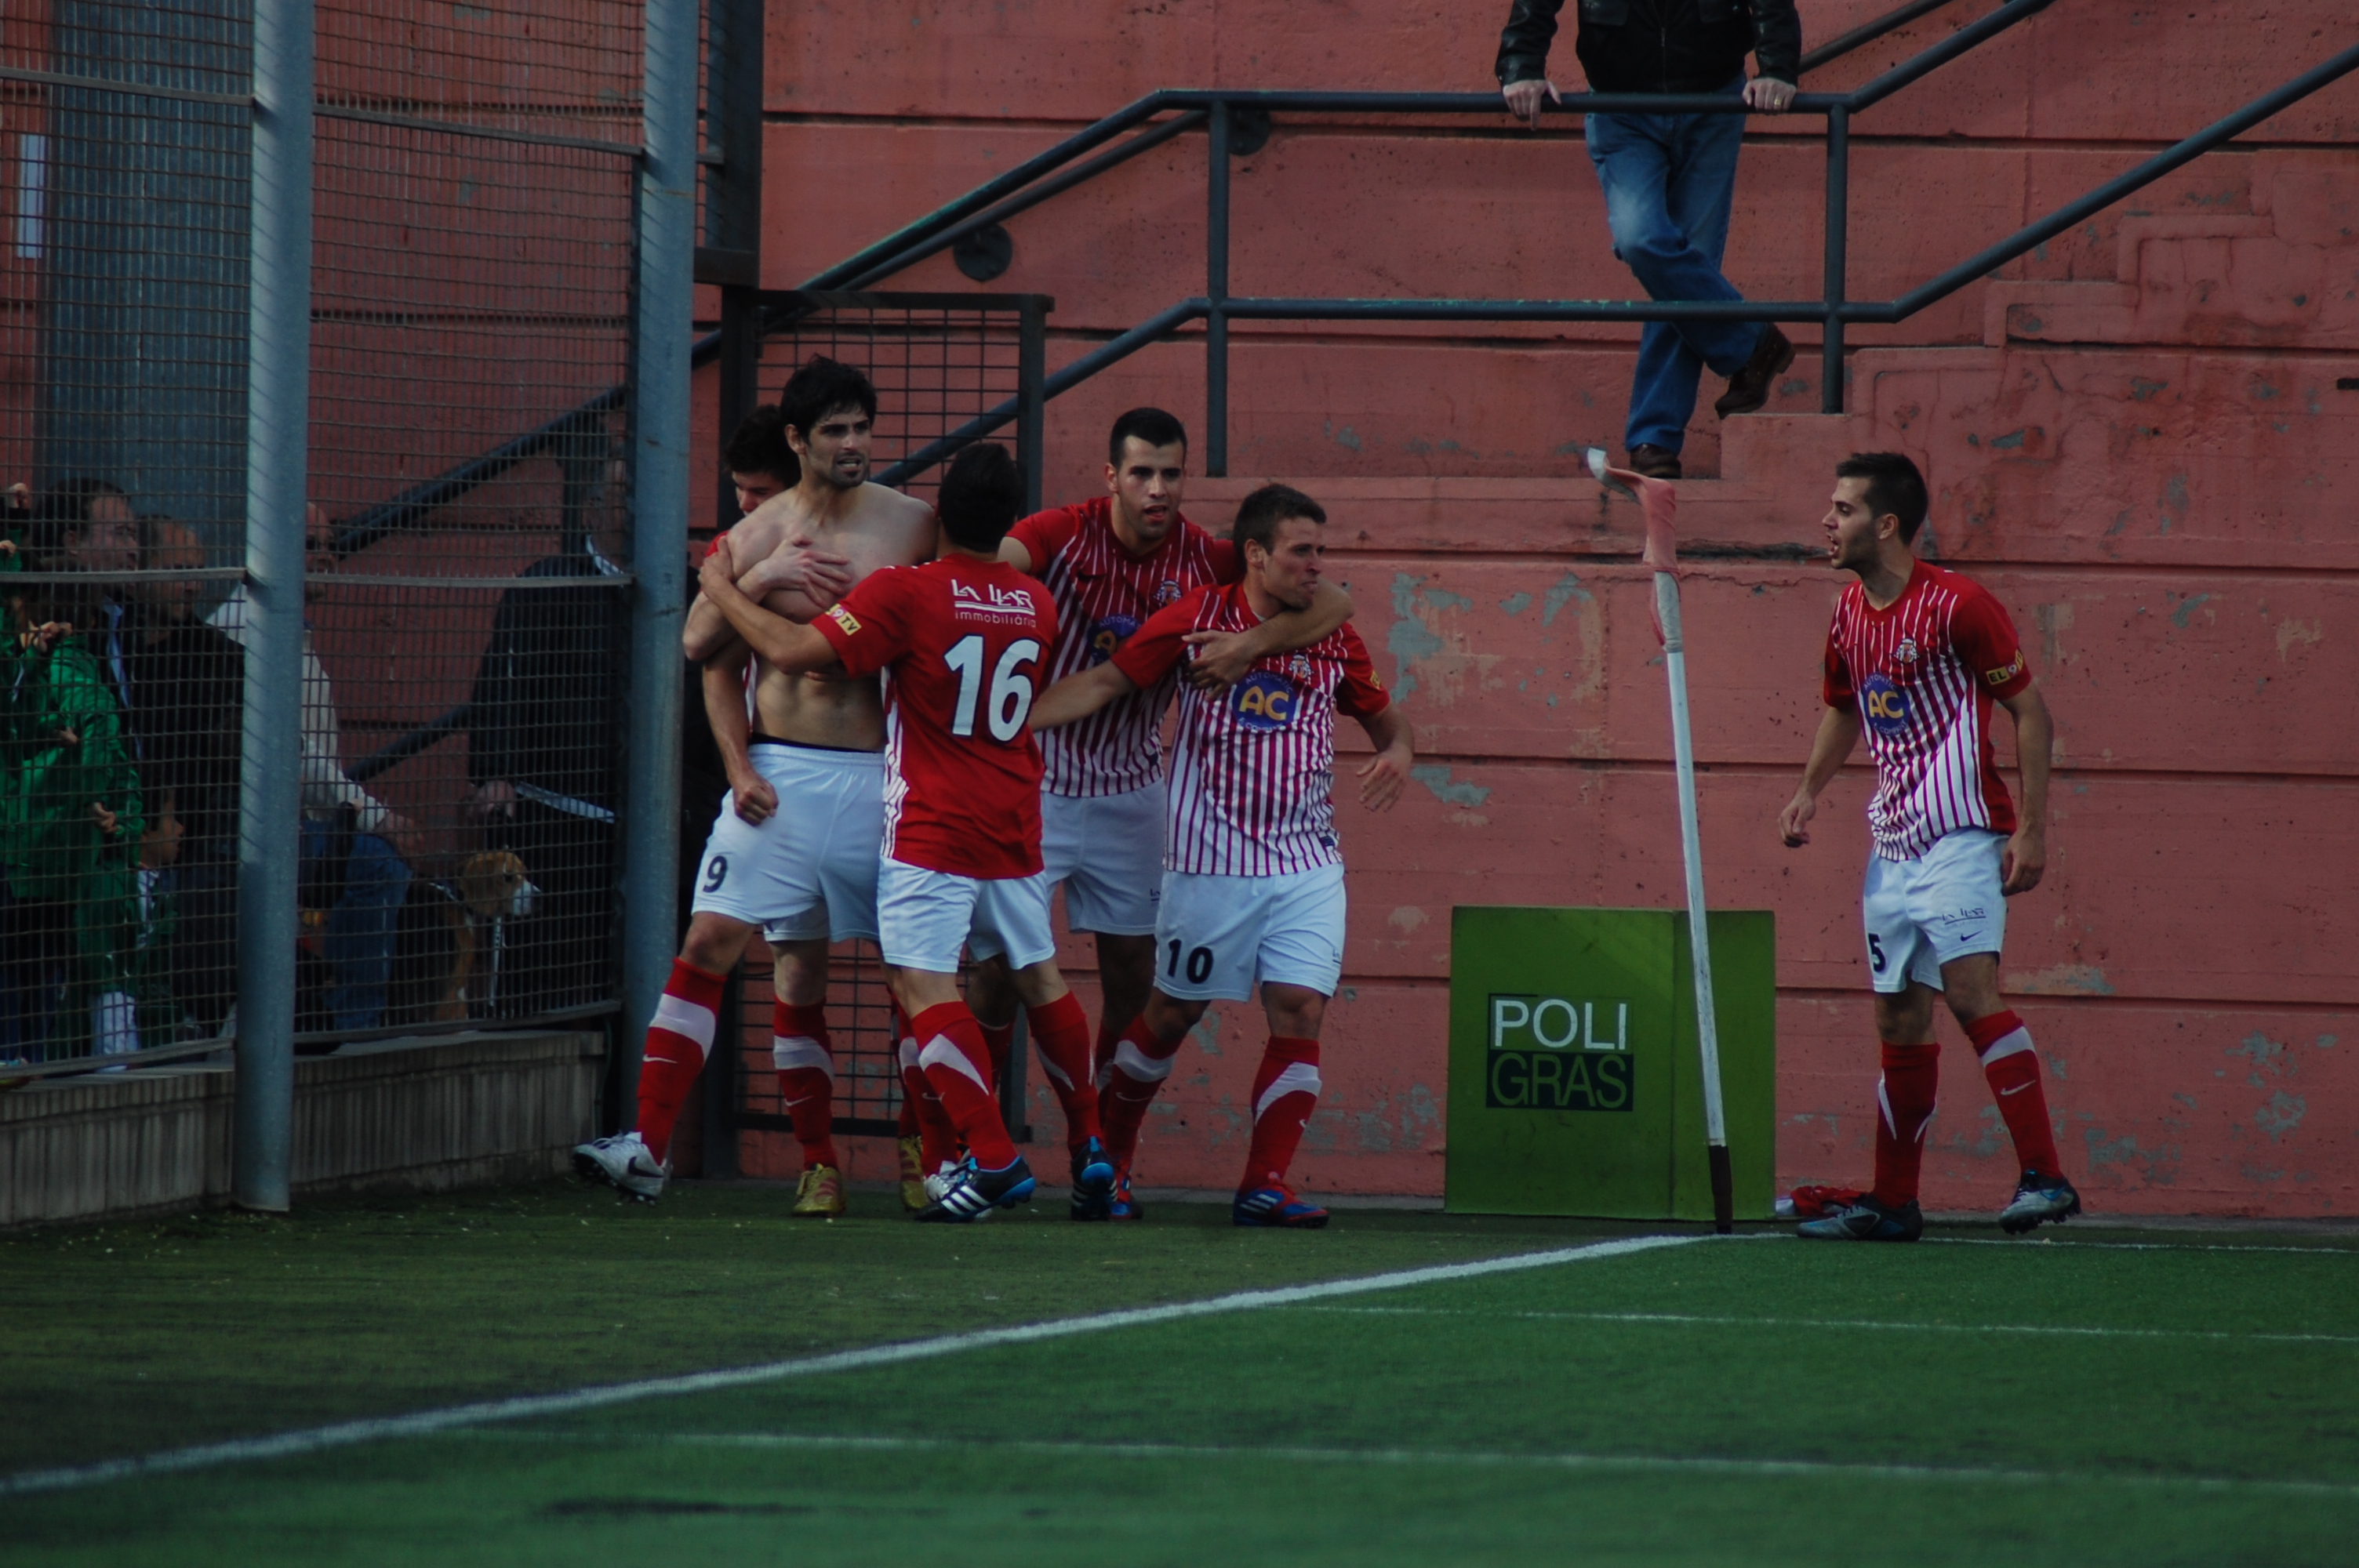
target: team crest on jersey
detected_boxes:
[1859,672,1910,739]
[1286,652,1314,683]
[1086,614,1140,665]
[1232,670,1298,731]
[1155,579,1183,606]
[1893,637,1920,665]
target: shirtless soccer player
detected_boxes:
[1779,452,2082,1241]
[1031,484,1412,1227]
[701,441,1108,1223]
[965,407,1352,1216]
[572,356,933,1210]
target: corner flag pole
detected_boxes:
[1591,451,1735,1234]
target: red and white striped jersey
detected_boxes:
[1113,583,1390,877]
[1822,561,2034,861]
[1007,496,1240,797]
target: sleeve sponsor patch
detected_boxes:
[1984,652,2024,687]
[825,604,861,635]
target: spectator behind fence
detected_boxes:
[463,468,627,1018]
[725,402,798,516]
[1497,0,1801,480]
[24,479,145,724]
[1,575,145,1062]
[209,506,418,1035]
[129,516,244,1034]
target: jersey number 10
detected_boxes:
[945,633,1041,742]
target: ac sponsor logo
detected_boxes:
[1860,672,1910,739]
[1984,651,2024,687]
[1232,670,1297,731]
[1086,614,1140,666]
[1483,994,1634,1112]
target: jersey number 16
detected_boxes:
[945,633,1041,742]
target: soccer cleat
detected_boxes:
[923,1159,961,1206]
[1998,1171,2082,1235]
[793,1163,847,1218]
[1796,1194,1923,1242]
[914,1157,1038,1223]
[1107,1167,1143,1222]
[1233,1184,1329,1229]
[572,1131,669,1203]
[897,1135,929,1211]
[1069,1136,1116,1221]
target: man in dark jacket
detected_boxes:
[1498,0,1802,478]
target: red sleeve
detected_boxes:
[813,568,912,679]
[1821,621,1856,713]
[1110,586,1210,690]
[1204,535,1242,586]
[1333,624,1391,720]
[1008,505,1081,575]
[1953,586,2034,699]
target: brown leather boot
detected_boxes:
[1714,324,1795,418]
[1627,444,1682,480]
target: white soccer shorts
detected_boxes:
[1153,862,1347,1003]
[1859,828,2008,994]
[877,859,1058,975]
[689,742,884,944]
[1041,780,1165,937]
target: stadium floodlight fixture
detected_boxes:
[1589,448,1736,1233]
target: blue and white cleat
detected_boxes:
[1069,1136,1116,1221]
[915,1156,1037,1223]
[1233,1183,1329,1229]
[1795,1194,1923,1242]
[1998,1171,2082,1235]
[1107,1167,1143,1222]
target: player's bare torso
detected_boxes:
[725,482,936,750]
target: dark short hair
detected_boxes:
[1836,452,1929,543]
[26,477,128,561]
[1107,407,1188,467]
[1230,483,1325,558]
[937,442,1024,554]
[136,512,194,554]
[724,403,798,485]
[778,355,878,442]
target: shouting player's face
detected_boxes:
[1248,515,1325,612]
[791,404,873,492]
[1104,437,1186,553]
[1823,476,1893,572]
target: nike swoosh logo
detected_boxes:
[1999,1082,2034,1096]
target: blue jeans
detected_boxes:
[1587,85,1767,454]
[300,822,412,1032]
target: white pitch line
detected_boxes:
[473,1428,2359,1501]
[1925,1237,2359,1257]
[1303,1306,2359,1345]
[0,1232,1704,1499]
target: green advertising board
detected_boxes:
[1445,906,1776,1221]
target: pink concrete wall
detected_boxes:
[705,2,2359,1215]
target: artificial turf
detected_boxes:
[5,1181,2357,1565]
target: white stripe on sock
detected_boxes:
[650,992,717,1054]
[1256,1061,1321,1121]
[771,1036,834,1079]
[1112,1038,1176,1084]
[1976,1025,2035,1065]
[918,1033,990,1091]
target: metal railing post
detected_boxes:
[1821,103,1849,416]
[231,0,314,1214]
[620,0,697,1132]
[1017,296,1047,513]
[1205,99,1230,477]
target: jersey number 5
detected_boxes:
[945,633,1041,742]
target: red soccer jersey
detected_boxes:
[815,556,1057,879]
[1008,496,1241,798]
[1112,582,1390,877]
[1822,561,2034,860]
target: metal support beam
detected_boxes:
[620,0,696,1132]
[231,0,313,1214]
[1017,298,1047,514]
[1821,104,1849,415]
[706,0,765,531]
[1205,100,1230,478]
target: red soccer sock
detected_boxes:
[633,958,725,1164]
[1869,1042,1940,1207]
[1098,1014,1181,1169]
[980,1018,1015,1089]
[1027,991,1103,1148]
[894,1006,958,1169]
[1093,1012,1127,1082]
[1241,1036,1322,1194]
[892,1004,921,1139]
[1968,1010,2063,1178]
[772,1001,839,1171]
[911,1001,1018,1171]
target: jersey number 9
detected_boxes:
[945,633,1041,742]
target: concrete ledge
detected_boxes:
[0,1030,606,1228]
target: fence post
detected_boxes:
[1205,100,1230,478]
[619,0,697,1130]
[230,0,314,1214]
[1820,103,1849,416]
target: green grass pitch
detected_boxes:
[5,1179,2357,1565]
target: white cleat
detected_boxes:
[922,1160,961,1206]
[573,1131,669,1202]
